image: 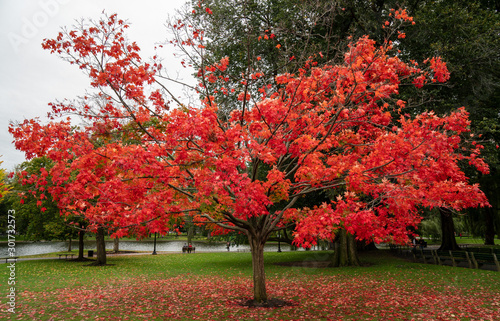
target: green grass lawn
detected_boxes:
[1,250,499,320]
[455,236,500,245]
[423,236,500,246]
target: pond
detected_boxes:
[0,239,300,257]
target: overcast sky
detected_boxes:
[0,0,193,172]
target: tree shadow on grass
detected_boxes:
[70,257,93,262]
[83,260,115,266]
[237,297,298,308]
[274,260,332,268]
[274,260,373,268]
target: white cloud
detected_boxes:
[0,0,193,171]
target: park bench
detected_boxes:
[182,246,195,253]
[412,248,437,264]
[389,244,399,251]
[0,256,18,263]
[435,251,473,269]
[408,247,499,272]
[462,246,488,253]
[464,247,500,256]
[449,251,473,268]
[390,244,411,255]
[434,250,453,266]
[57,253,75,260]
[469,252,500,271]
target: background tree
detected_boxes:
[403,0,500,247]
[177,0,357,119]
[184,0,500,250]
[5,158,79,244]
[0,159,10,198]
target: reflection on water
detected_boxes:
[0,240,297,257]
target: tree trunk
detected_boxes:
[484,206,496,245]
[357,240,377,251]
[113,237,119,253]
[95,227,107,265]
[68,238,72,252]
[439,207,460,251]
[78,229,85,260]
[248,233,267,303]
[187,219,194,245]
[479,171,498,245]
[332,229,360,267]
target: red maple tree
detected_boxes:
[10,11,489,303]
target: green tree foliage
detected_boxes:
[0,159,10,198]
[179,0,359,119]
[182,0,500,245]
[404,0,500,244]
[6,157,79,241]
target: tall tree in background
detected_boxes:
[6,157,89,257]
[9,158,77,241]
[404,0,500,246]
[177,0,354,119]
[183,0,500,249]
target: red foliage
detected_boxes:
[9,13,489,245]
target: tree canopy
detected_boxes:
[9,8,491,304]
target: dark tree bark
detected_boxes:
[332,229,360,267]
[248,232,268,303]
[484,206,496,245]
[113,237,119,253]
[77,226,85,260]
[94,227,107,265]
[67,238,72,252]
[478,171,498,245]
[188,224,194,245]
[357,240,378,251]
[439,208,460,251]
[186,216,195,245]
